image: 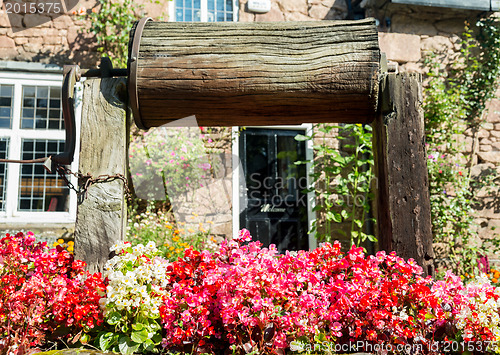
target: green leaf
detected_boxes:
[120,322,129,333]
[131,329,149,343]
[148,319,161,330]
[131,322,143,331]
[294,134,309,141]
[99,332,116,351]
[152,333,163,345]
[107,311,121,325]
[118,336,139,355]
[325,211,342,223]
[143,339,155,352]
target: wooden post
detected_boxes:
[75,78,128,273]
[373,73,435,276]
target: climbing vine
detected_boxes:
[424,18,500,278]
[296,124,376,248]
[82,0,146,68]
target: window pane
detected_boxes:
[37,98,48,109]
[0,119,10,129]
[176,9,184,21]
[50,86,61,98]
[21,119,34,129]
[48,119,60,129]
[0,138,8,211]
[49,99,60,109]
[0,85,12,97]
[0,84,13,129]
[194,9,201,21]
[35,119,47,129]
[36,109,48,119]
[177,0,233,22]
[36,86,48,97]
[24,86,35,97]
[22,108,34,119]
[177,0,232,22]
[0,98,10,107]
[19,139,69,212]
[23,98,35,108]
[21,86,64,130]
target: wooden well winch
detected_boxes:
[127,18,381,128]
[50,18,435,276]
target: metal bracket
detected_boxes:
[51,64,79,170]
[128,17,152,130]
[47,58,127,173]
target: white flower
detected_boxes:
[99,297,107,309]
[110,241,131,252]
[122,273,135,287]
[492,327,500,339]
[477,312,488,325]
[492,312,500,325]
[133,243,145,254]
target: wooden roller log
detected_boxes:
[128,19,381,128]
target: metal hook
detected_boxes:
[50,64,79,169]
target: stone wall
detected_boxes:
[238,0,348,22]
[0,0,167,67]
[367,0,500,258]
[0,0,99,66]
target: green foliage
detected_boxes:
[96,241,165,354]
[424,18,500,278]
[462,19,500,124]
[84,0,145,68]
[126,202,218,261]
[296,124,376,247]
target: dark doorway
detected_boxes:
[239,128,309,251]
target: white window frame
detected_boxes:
[0,70,81,224]
[168,0,239,22]
[231,124,317,250]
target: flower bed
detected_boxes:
[1,231,500,354]
[0,232,105,353]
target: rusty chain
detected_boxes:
[0,158,131,200]
[55,164,131,201]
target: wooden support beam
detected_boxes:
[75,78,128,274]
[129,19,380,128]
[373,73,435,276]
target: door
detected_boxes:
[239,128,308,251]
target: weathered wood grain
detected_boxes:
[75,78,128,274]
[130,19,380,127]
[373,73,435,276]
